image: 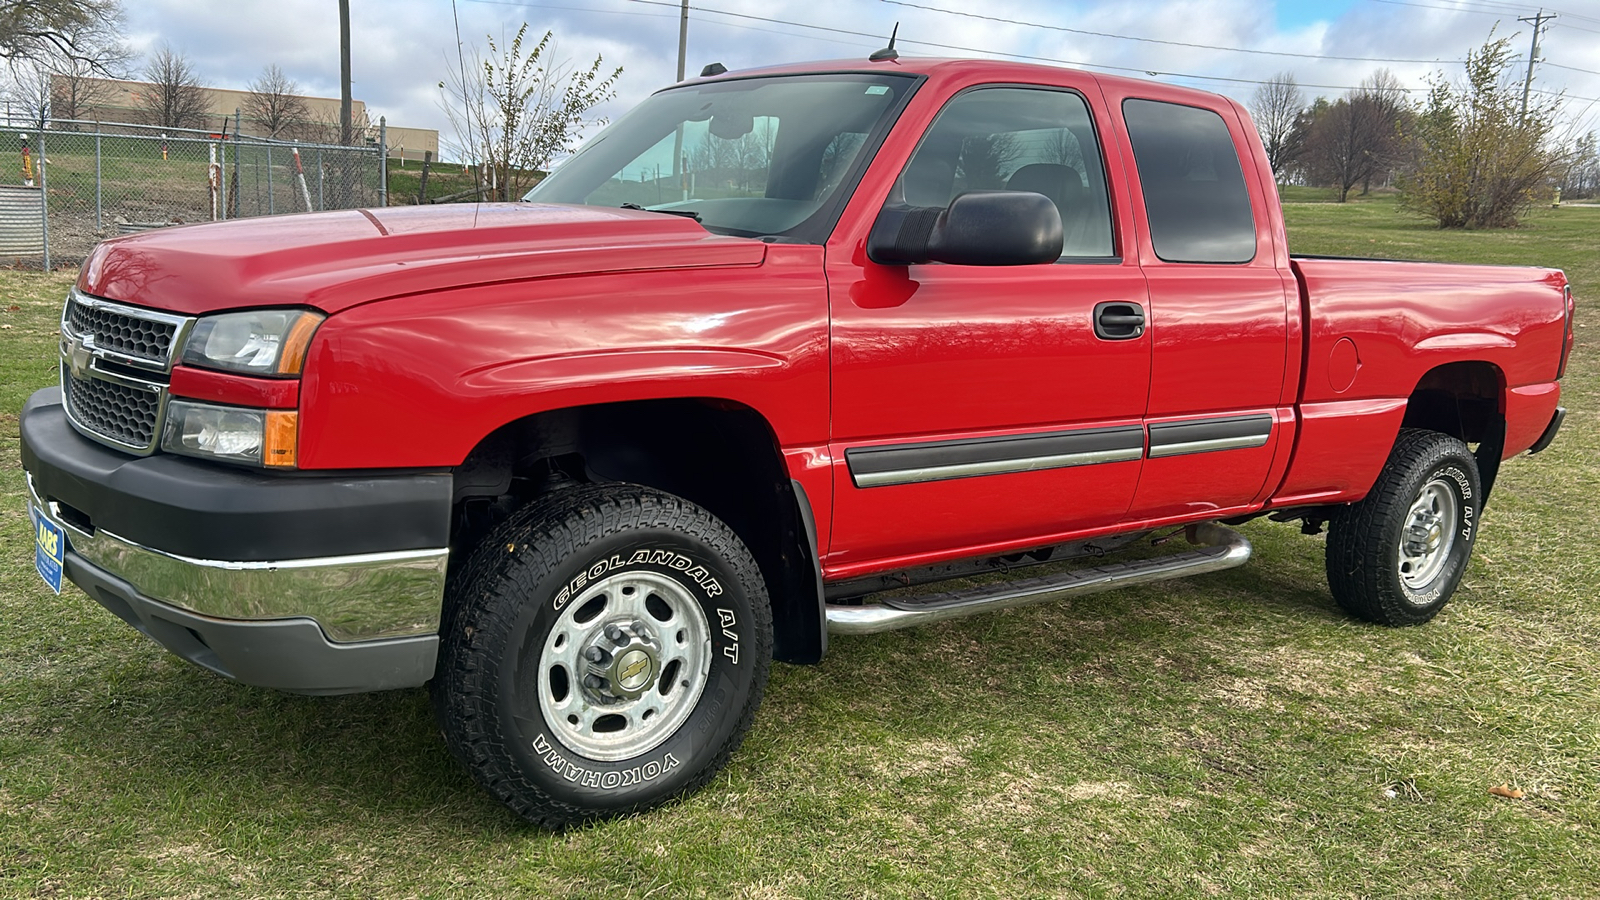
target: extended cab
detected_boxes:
[20,56,1571,826]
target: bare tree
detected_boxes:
[1302,69,1409,201]
[1357,69,1411,193]
[0,0,120,67]
[4,59,50,128]
[47,53,120,121]
[244,64,310,138]
[1250,71,1305,179]
[0,3,127,127]
[1559,131,1598,199]
[136,44,208,129]
[439,24,620,202]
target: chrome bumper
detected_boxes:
[27,472,448,642]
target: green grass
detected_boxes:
[3,196,1599,898]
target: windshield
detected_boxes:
[526,73,915,239]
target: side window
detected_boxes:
[1122,99,1256,264]
[894,87,1115,259]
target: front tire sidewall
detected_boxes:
[499,529,760,813]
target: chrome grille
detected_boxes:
[64,292,181,367]
[62,366,161,449]
[58,290,192,456]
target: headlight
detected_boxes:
[181,309,323,376]
[163,399,298,467]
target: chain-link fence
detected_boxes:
[0,115,387,269]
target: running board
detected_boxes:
[825,523,1252,635]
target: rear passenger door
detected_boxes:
[1112,96,1293,520]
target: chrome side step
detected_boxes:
[825,523,1252,635]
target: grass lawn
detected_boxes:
[2,196,1597,898]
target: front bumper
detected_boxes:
[21,387,453,694]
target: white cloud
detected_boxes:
[116,0,1600,143]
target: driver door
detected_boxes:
[824,84,1152,571]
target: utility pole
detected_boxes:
[339,0,353,145]
[1519,9,1555,121]
[671,0,688,189]
[676,0,688,82]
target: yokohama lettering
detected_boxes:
[553,549,724,610]
[532,733,682,787]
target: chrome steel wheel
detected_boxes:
[538,570,712,761]
[1397,476,1458,593]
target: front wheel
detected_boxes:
[1326,429,1483,626]
[431,482,772,827]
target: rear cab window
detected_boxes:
[1121,98,1256,264]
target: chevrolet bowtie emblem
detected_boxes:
[67,336,93,380]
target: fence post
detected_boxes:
[378,116,388,207]
[266,145,274,215]
[94,129,102,232]
[39,128,49,270]
[317,148,324,210]
[232,109,242,219]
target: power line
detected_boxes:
[880,0,1464,65]
[464,0,877,47]
[1545,61,1600,77]
[625,0,1420,92]
[610,0,1600,103]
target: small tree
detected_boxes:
[439,24,620,202]
[1250,71,1305,179]
[1401,32,1561,228]
[137,44,208,129]
[244,64,310,138]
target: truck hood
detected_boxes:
[77,203,768,315]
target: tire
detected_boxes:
[431,482,772,827]
[1326,428,1483,626]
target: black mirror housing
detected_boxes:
[867,191,1064,266]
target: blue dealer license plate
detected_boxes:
[31,503,66,594]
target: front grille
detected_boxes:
[62,367,161,449]
[64,293,181,366]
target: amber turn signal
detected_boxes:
[278,313,323,376]
[264,410,298,467]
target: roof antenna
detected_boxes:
[869,23,900,62]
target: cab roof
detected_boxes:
[672,56,1234,110]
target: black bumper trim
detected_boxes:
[1528,406,1565,455]
[21,387,453,561]
[66,551,438,695]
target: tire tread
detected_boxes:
[430,482,772,828]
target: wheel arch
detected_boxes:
[449,397,826,665]
[1401,360,1507,502]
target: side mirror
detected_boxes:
[867,191,1064,266]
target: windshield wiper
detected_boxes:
[620,202,701,222]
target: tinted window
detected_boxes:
[1122,99,1255,263]
[894,88,1115,259]
[528,74,913,239]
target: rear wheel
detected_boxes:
[432,482,772,827]
[1326,429,1482,625]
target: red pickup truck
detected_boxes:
[20,56,1571,826]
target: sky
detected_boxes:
[119,0,1600,154]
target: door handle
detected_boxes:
[1093,302,1145,340]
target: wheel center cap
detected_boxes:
[613,648,656,694]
